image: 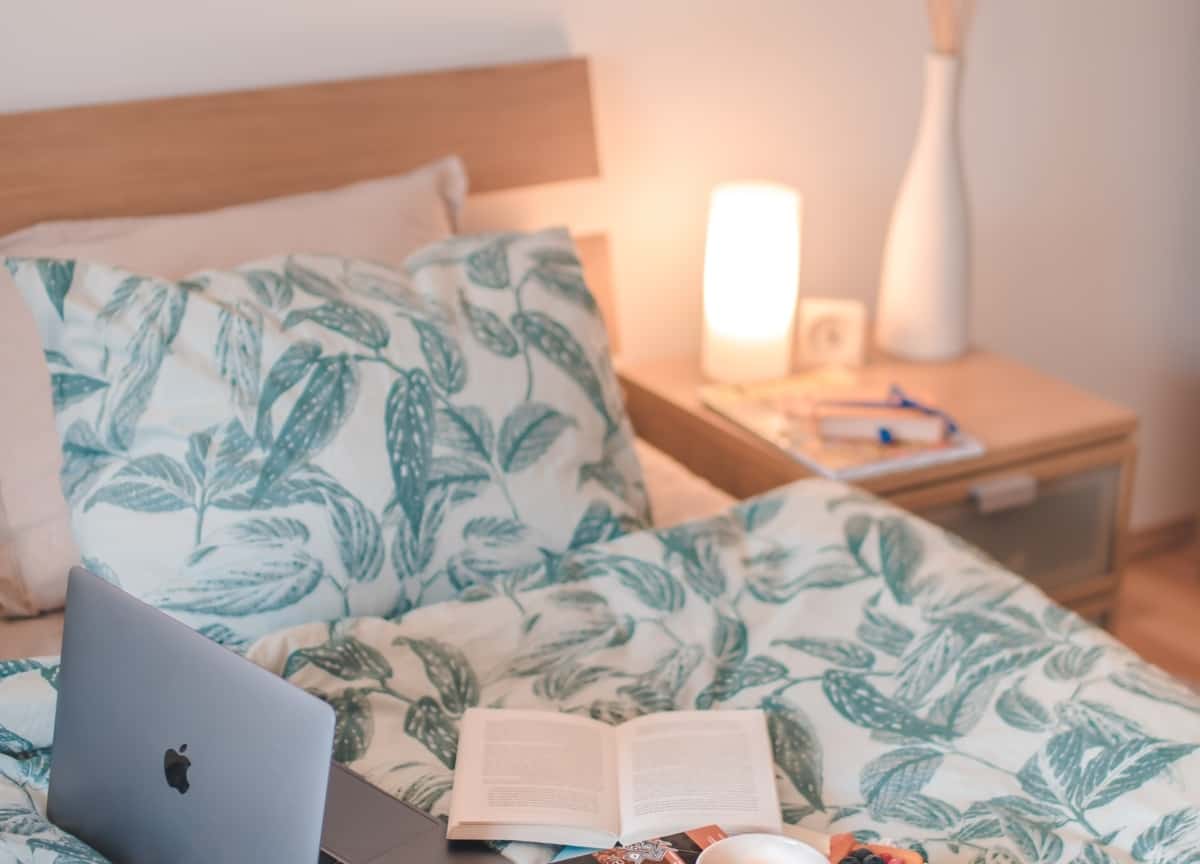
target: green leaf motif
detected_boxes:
[619,645,703,712]
[283,637,393,681]
[465,238,511,289]
[895,623,968,706]
[427,456,491,493]
[680,538,727,602]
[511,311,615,433]
[400,773,454,812]
[460,291,520,357]
[1044,644,1104,680]
[152,521,323,617]
[1069,845,1118,864]
[568,501,622,550]
[529,247,596,313]
[463,516,527,547]
[579,453,629,499]
[1018,729,1087,809]
[0,726,34,757]
[435,404,494,462]
[773,637,876,669]
[568,552,685,612]
[329,491,384,583]
[0,805,44,836]
[1055,699,1147,747]
[929,673,1002,738]
[285,301,389,350]
[857,601,915,658]
[412,319,466,394]
[695,655,787,708]
[497,402,573,473]
[844,513,873,558]
[99,280,191,451]
[255,340,322,448]
[1074,738,1198,812]
[823,670,949,739]
[1132,809,1199,863]
[396,637,480,715]
[215,299,263,433]
[60,420,116,503]
[883,794,961,831]
[764,695,824,811]
[0,659,41,679]
[85,454,195,513]
[386,370,436,534]
[405,697,460,769]
[50,372,109,411]
[286,258,342,300]
[860,746,944,819]
[745,552,868,603]
[255,354,359,502]
[878,516,923,604]
[328,688,373,763]
[736,495,785,532]
[27,834,109,863]
[1111,662,1200,715]
[196,623,250,651]
[244,269,293,310]
[712,614,749,668]
[996,679,1052,732]
[535,664,613,702]
[37,259,75,319]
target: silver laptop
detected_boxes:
[50,567,505,864]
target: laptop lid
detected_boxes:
[49,567,335,864]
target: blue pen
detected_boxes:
[815,384,960,439]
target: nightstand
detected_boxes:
[619,351,1138,625]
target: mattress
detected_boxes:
[0,439,734,661]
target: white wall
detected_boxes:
[3,0,1197,527]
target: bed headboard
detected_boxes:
[0,57,617,344]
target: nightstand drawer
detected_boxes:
[912,458,1121,601]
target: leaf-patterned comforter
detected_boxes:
[2,479,1198,864]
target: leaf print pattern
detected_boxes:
[511,311,615,434]
[459,291,520,358]
[497,402,573,472]
[255,355,360,501]
[2,480,1200,863]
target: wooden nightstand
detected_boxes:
[619,351,1138,625]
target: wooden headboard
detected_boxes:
[0,57,617,345]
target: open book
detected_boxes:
[447,708,782,847]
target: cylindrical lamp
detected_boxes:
[701,182,802,383]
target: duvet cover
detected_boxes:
[1,479,1198,864]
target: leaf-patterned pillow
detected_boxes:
[7,227,649,642]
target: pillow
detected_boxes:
[6,228,648,642]
[0,158,467,617]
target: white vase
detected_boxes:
[876,52,969,361]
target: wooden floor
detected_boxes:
[1114,542,1200,685]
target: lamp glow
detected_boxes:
[701,182,802,383]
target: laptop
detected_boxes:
[50,567,506,864]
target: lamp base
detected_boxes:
[701,332,793,384]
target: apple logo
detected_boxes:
[163,744,191,795]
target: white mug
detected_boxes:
[696,833,827,864]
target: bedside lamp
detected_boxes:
[701,182,802,383]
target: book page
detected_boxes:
[447,708,620,846]
[615,709,782,844]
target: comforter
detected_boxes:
[1,479,1198,864]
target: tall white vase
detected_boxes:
[876,53,969,360]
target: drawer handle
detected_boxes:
[970,473,1038,514]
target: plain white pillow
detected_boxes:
[0,156,467,616]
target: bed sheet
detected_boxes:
[1,478,1197,864]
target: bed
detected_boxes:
[0,57,1196,864]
